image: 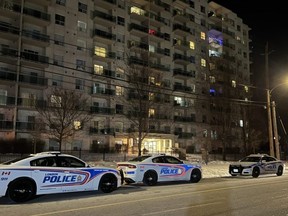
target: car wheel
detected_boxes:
[99,174,118,193]
[8,178,36,203]
[231,174,237,177]
[143,170,158,186]
[190,169,201,183]
[252,167,260,178]
[277,165,283,176]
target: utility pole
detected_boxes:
[265,42,275,157]
[272,101,280,159]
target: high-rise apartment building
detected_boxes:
[0,0,251,154]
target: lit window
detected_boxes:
[231,80,236,88]
[239,120,243,127]
[77,21,87,32]
[94,64,103,75]
[51,95,61,107]
[149,45,155,53]
[189,41,195,50]
[236,36,241,41]
[149,29,156,35]
[74,121,82,130]
[116,86,124,96]
[130,6,145,16]
[209,76,216,83]
[149,76,155,84]
[200,32,206,40]
[149,109,155,117]
[201,58,206,67]
[149,92,154,100]
[116,67,125,79]
[244,86,249,92]
[94,46,106,57]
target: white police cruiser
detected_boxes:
[117,154,202,185]
[229,154,285,178]
[0,152,122,202]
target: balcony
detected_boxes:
[147,0,170,12]
[0,95,15,106]
[90,106,115,115]
[22,29,50,46]
[91,86,116,96]
[173,39,191,51]
[174,116,195,122]
[26,0,51,6]
[128,56,170,72]
[17,98,45,108]
[173,10,194,23]
[173,68,195,78]
[19,73,48,87]
[16,122,44,131]
[93,69,116,79]
[0,22,20,40]
[172,0,193,8]
[0,46,18,63]
[93,10,116,27]
[129,41,170,58]
[89,127,115,135]
[0,67,17,82]
[0,121,13,130]
[175,132,194,139]
[98,0,117,10]
[173,24,191,36]
[173,53,193,65]
[93,29,116,44]
[173,84,192,93]
[93,51,116,62]
[21,51,49,68]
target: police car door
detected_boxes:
[159,156,185,181]
[31,157,63,194]
[262,156,277,174]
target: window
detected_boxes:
[149,92,154,101]
[200,32,206,40]
[0,89,7,105]
[78,2,87,13]
[244,86,249,93]
[56,0,66,6]
[209,76,216,83]
[149,76,155,84]
[94,46,106,57]
[239,120,244,127]
[130,6,145,16]
[76,59,85,70]
[52,74,63,86]
[116,86,123,96]
[116,67,125,79]
[75,79,84,90]
[77,21,87,32]
[116,104,123,114]
[149,109,155,118]
[200,6,205,13]
[51,95,61,107]
[54,34,64,46]
[201,58,206,67]
[189,41,195,50]
[94,64,103,75]
[77,39,86,51]
[117,16,125,26]
[231,80,236,88]
[74,120,82,130]
[53,54,63,66]
[55,14,65,26]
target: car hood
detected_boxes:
[230,162,259,167]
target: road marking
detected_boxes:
[141,201,222,215]
[31,179,288,216]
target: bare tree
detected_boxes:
[120,52,173,156]
[35,87,90,151]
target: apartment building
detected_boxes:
[0,0,251,154]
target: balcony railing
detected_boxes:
[90,106,115,114]
[93,29,116,41]
[22,29,50,42]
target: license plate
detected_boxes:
[233,168,239,172]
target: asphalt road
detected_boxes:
[1,173,288,216]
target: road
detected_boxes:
[1,174,288,216]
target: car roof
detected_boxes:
[247,154,270,157]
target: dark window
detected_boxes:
[78,2,87,13]
[200,6,205,13]
[55,14,65,26]
[117,16,125,26]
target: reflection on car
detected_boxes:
[229,154,285,178]
[0,152,122,203]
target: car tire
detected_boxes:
[252,167,260,178]
[190,169,201,183]
[276,165,283,176]
[143,170,158,186]
[98,174,118,193]
[8,178,36,203]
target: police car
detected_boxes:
[229,154,285,178]
[117,154,202,186]
[0,152,122,203]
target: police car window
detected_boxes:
[152,157,164,163]
[58,157,85,167]
[30,157,57,167]
[165,156,182,164]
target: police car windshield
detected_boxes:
[240,156,261,162]
[2,156,32,165]
[129,156,151,162]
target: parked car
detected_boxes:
[0,152,122,203]
[117,154,202,186]
[229,154,285,178]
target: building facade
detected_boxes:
[0,0,251,154]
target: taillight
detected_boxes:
[117,163,137,169]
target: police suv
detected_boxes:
[117,154,202,185]
[0,152,122,202]
[229,154,285,178]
